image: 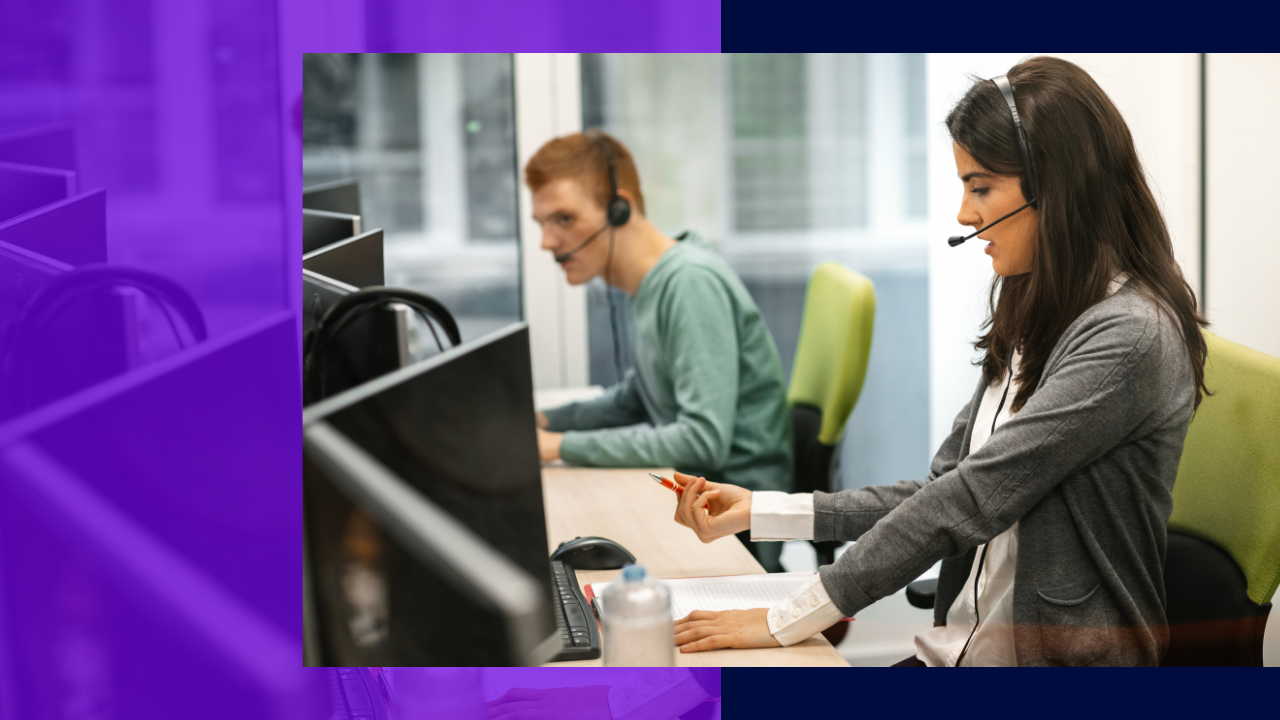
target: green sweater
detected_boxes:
[543,230,792,492]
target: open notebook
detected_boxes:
[586,571,850,621]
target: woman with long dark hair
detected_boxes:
[667,56,1209,666]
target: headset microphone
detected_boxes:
[553,221,611,263]
[553,132,632,265]
[948,75,1039,249]
[947,199,1036,247]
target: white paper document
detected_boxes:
[590,571,816,620]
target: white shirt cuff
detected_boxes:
[750,491,815,541]
[765,572,846,646]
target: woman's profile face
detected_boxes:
[952,141,1038,276]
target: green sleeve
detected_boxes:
[560,267,737,471]
[542,371,648,432]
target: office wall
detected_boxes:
[926,54,1203,449]
[515,53,590,389]
[1206,54,1280,357]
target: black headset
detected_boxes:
[302,286,460,403]
[591,131,631,383]
[549,131,634,382]
[594,131,633,228]
[551,131,632,263]
[947,74,1040,247]
[0,264,209,415]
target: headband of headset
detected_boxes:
[304,286,460,369]
[587,131,632,227]
[991,75,1038,205]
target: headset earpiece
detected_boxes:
[589,131,631,227]
[607,196,631,227]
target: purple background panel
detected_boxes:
[0,1,722,717]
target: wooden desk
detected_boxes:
[541,466,849,667]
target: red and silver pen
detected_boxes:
[649,472,685,495]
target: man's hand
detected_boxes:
[486,686,611,720]
[536,428,563,462]
[671,472,752,543]
[536,411,549,430]
[674,608,781,653]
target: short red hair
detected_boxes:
[524,131,645,216]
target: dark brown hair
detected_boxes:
[524,130,646,216]
[946,56,1208,411]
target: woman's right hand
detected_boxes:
[671,472,752,543]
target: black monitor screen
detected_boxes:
[302,271,403,405]
[304,324,554,654]
[304,442,542,666]
[302,230,383,289]
[303,209,360,255]
[303,179,361,216]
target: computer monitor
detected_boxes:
[302,323,559,663]
[303,269,410,403]
[0,159,76,223]
[0,312,319,717]
[0,188,106,266]
[303,208,362,255]
[303,420,555,666]
[303,178,361,216]
[0,123,76,171]
[302,229,383,289]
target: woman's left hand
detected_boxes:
[536,428,563,462]
[673,608,780,653]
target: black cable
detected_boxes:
[604,226,624,383]
[954,544,990,666]
[955,349,1014,666]
[423,313,443,356]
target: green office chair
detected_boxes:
[1162,331,1280,666]
[904,331,1280,666]
[787,261,875,569]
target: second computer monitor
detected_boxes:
[303,178,361,216]
[302,323,557,661]
[303,208,362,255]
[302,269,410,404]
[302,229,384,289]
[303,420,554,666]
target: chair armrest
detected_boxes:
[906,578,937,609]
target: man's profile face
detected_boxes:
[531,177,610,286]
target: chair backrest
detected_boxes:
[1169,331,1280,607]
[787,262,875,446]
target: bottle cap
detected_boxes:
[621,564,646,582]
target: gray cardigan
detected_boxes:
[815,282,1196,666]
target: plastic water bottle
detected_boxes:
[602,564,675,666]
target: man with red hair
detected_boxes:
[527,131,790,572]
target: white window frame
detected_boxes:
[514,53,589,390]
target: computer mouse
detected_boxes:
[550,536,637,570]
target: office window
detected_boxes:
[731,53,810,231]
[581,53,930,495]
[303,53,522,345]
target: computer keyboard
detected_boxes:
[549,560,601,661]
